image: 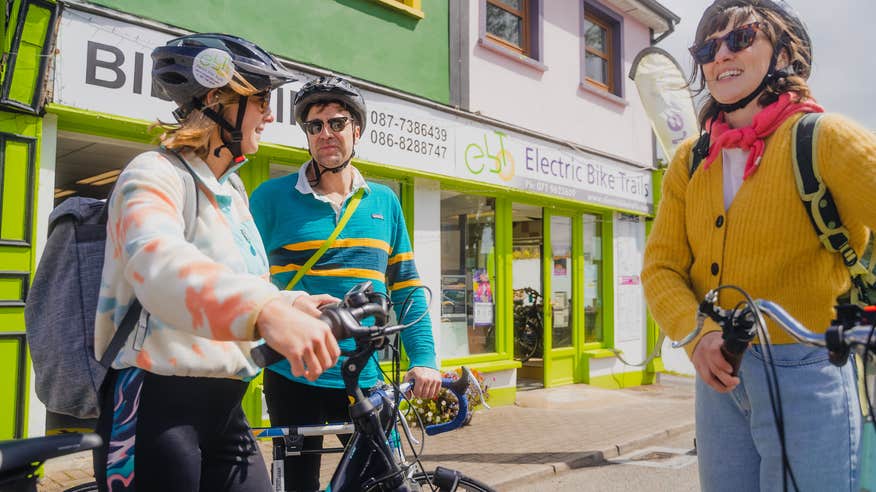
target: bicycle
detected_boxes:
[513,287,543,362]
[0,432,101,492]
[250,281,495,492]
[674,284,876,492]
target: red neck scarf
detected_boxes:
[703,92,824,179]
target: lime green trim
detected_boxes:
[443,358,521,373]
[588,370,650,389]
[581,348,616,359]
[572,215,585,382]
[483,385,516,407]
[496,198,513,357]
[541,208,552,387]
[400,179,414,239]
[48,104,156,143]
[601,214,615,348]
[441,351,514,367]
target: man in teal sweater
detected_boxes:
[249,76,440,491]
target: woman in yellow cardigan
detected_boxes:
[642,1,876,490]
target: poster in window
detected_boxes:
[473,302,494,326]
[553,258,568,276]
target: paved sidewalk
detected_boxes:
[38,374,695,491]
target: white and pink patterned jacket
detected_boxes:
[95,150,301,380]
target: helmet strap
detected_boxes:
[714,33,788,114]
[307,130,358,187]
[191,95,249,164]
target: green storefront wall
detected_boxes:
[85,0,450,104]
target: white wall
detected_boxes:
[412,178,442,363]
[466,0,655,167]
[611,212,647,373]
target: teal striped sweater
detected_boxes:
[250,168,437,389]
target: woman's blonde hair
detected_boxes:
[689,4,812,127]
[153,71,260,160]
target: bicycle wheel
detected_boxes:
[64,482,99,492]
[514,322,539,362]
[412,471,495,492]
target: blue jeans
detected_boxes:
[696,344,861,492]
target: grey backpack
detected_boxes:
[23,150,214,418]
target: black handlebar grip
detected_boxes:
[251,312,339,368]
[720,343,746,377]
[251,343,284,368]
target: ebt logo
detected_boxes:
[464,130,515,182]
[192,48,234,88]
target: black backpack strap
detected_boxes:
[98,299,142,368]
[689,132,711,178]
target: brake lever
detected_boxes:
[673,290,720,348]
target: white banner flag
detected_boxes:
[629,47,698,160]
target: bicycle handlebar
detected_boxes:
[251,281,394,368]
[0,432,102,475]
[673,286,876,368]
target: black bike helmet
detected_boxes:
[152,33,296,162]
[293,76,368,185]
[152,33,296,109]
[695,0,812,112]
[293,76,368,131]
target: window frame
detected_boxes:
[478,0,546,71]
[485,0,529,55]
[583,14,613,92]
[580,1,624,101]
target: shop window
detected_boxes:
[512,203,543,360]
[440,191,496,358]
[583,214,604,343]
[582,3,623,98]
[550,216,572,348]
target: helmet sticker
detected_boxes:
[192,48,234,88]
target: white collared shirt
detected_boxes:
[295,161,371,217]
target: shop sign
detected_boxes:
[53,9,651,212]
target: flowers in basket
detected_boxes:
[401,367,491,427]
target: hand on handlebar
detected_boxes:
[292,293,341,317]
[405,366,442,399]
[693,331,740,393]
[256,298,341,381]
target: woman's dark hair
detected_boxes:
[689,3,812,127]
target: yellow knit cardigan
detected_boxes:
[642,113,876,358]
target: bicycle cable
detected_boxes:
[718,285,799,492]
[862,325,876,435]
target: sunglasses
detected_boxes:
[689,22,761,65]
[304,116,351,136]
[251,91,271,113]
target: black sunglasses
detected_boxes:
[689,22,761,65]
[252,91,271,113]
[303,116,351,135]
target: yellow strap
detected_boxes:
[284,188,365,291]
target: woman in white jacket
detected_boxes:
[92,33,340,492]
